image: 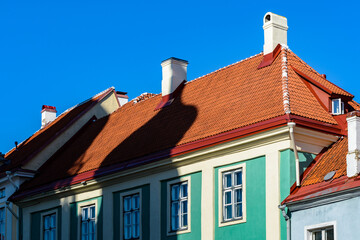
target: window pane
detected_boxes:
[124,212,131,226]
[326,228,334,240]
[124,226,131,239]
[172,185,179,201]
[312,231,322,240]
[180,183,188,198]
[225,191,232,204]
[235,171,242,185]
[181,200,188,214]
[44,230,50,240]
[50,214,56,228]
[235,189,242,203]
[124,197,131,212]
[133,195,139,210]
[82,222,88,234]
[235,203,242,218]
[182,213,188,227]
[333,99,340,114]
[132,211,140,225]
[171,215,179,231]
[224,173,232,188]
[44,216,50,229]
[51,229,56,240]
[90,206,95,219]
[225,205,232,220]
[82,208,88,221]
[133,223,140,238]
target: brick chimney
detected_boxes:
[346,111,360,177]
[41,105,57,128]
[263,12,288,55]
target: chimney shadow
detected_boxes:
[96,86,198,239]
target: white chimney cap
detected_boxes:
[161,57,188,97]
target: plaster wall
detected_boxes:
[290,196,360,240]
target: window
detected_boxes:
[332,98,344,115]
[222,169,243,221]
[310,227,334,240]
[306,222,336,240]
[0,207,5,239]
[81,205,96,240]
[166,176,191,235]
[43,213,56,240]
[218,163,246,227]
[123,194,140,239]
[170,182,188,231]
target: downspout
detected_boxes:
[6,171,19,191]
[279,204,291,240]
[288,122,300,186]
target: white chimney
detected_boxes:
[41,105,57,128]
[263,12,288,55]
[161,57,188,96]
[346,111,360,177]
[116,91,129,106]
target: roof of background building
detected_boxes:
[11,47,359,200]
[2,87,115,172]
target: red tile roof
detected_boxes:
[12,47,358,200]
[3,87,115,172]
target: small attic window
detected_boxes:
[332,98,344,115]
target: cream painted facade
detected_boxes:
[17,125,338,240]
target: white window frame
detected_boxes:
[166,176,191,236]
[218,163,246,227]
[305,221,336,240]
[331,98,344,115]
[120,189,142,240]
[0,207,6,240]
[40,209,58,240]
[77,200,98,240]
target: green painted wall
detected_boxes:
[113,184,150,240]
[160,172,202,240]
[280,150,315,240]
[70,196,103,240]
[214,156,266,239]
[30,206,62,240]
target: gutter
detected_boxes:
[279,204,291,240]
[288,122,300,186]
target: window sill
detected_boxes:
[219,216,246,227]
[167,228,191,236]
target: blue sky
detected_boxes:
[0,0,359,152]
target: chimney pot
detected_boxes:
[346,111,360,177]
[263,12,288,55]
[161,57,188,97]
[41,105,57,128]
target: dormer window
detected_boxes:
[332,98,344,115]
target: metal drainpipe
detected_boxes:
[288,122,300,187]
[6,171,19,191]
[279,204,291,240]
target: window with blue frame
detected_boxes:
[43,213,56,240]
[123,194,140,239]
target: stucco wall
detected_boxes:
[290,196,360,240]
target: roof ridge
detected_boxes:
[287,50,353,97]
[281,45,291,114]
[186,52,263,86]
